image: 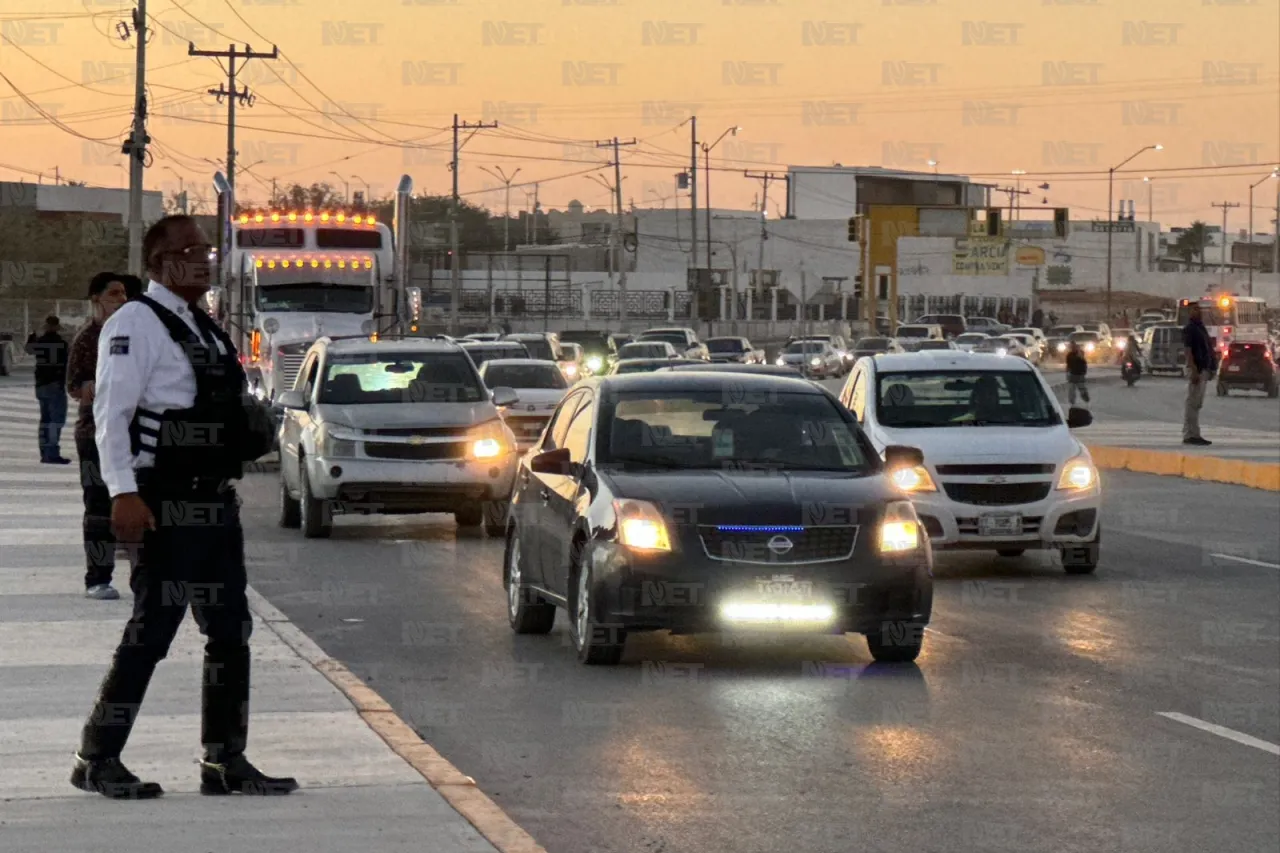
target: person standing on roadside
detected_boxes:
[72,216,294,800]
[25,315,71,464]
[67,273,142,600]
[1182,301,1216,446]
[1065,340,1090,406]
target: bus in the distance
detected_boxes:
[1176,293,1269,354]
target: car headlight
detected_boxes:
[613,498,671,552]
[879,500,922,554]
[315,424,358,458]
[470,421,508,459]
[996,348,1007,356]
[810,357,822,367]
[776,357,786,366]
[1056,456,1097,491]
[1114,337,1126,349]
[1056,342,1067,353]
[587,356,603,373]
[1084,342,1095,353]
[564,364,579,378]
[889,465,937,493]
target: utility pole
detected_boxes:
[189,42,278,285]
[596,137,636,329]
[689,116,698,274]
[1211,201,1240,287]
[745,170,782,324]
[448,114,499,334]
[124,0,148,277]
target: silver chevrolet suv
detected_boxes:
[275,336,520,538]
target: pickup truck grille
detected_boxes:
[935,464,1055,475]
[364,441,469,461]
[364,426,466,438]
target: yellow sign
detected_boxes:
[1016,246,1046,266]
[953,238,1010,275]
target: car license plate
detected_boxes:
[978,513,1021,536]
[754,575,813,599]
[1228,365,1241,372]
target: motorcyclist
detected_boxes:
[1122,335,1142,377]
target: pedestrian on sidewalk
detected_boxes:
[73,216,295,800]
[1065,341,1090,406]
[25,315,71,464]
[1182,301,1216,446]
[67,273,140,600]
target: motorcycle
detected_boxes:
[1122,359,1141,386]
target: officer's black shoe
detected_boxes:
[71,754,164,799]
[200,755,298,795]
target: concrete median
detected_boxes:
[1087,444,1280,492]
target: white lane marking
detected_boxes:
[1210,553,1280,570]
[1157,712,1280,757]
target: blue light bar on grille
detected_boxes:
[715,525,805,532]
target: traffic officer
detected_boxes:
[72,215,296,800]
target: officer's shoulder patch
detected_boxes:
[109,336,130,355]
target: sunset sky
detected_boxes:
[1,0,1277,229]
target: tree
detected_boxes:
[1173,221,1211,271]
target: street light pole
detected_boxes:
[1247,170,1280,297]
[329,171,349,203]
[701,126,741,272]
[1106,144,1161,320]
[1012,170,1026,220]
[479,166,522,252]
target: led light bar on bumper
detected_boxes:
[718,601,837,625]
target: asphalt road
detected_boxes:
[1051,372,1280,435]
[239,467,1280,853]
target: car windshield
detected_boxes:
[641,331,687,347]
[1049,326,1078,336]
[557,331,609,351]
[706,338,746,353]
[463,345,529,366]
[561,343,583,360]
[1229,344,1267,360]
[319,352,485,404]
[1009,329,1037,337]
[875,370,1059,428]
[599,390,872,472]
[614,360,669,374]
[1069,332,1100,343]
[785,342,826,354]
[855,338,890,349]
[506,337,555,361]
[483,363,567,390]
[917,341,953,350]
[620,342,669,358]
[956,334,987,344]
[255,283,373,313]
[897,326,930,338]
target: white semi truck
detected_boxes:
[206,174,419,405]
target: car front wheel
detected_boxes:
[865,621,925,664]
[1060,525,1100,575]
[569,541,626,665]
[455,502,484,528]
[484,500,508,537]
[278,477,301,529]
[300,465,332,539]
[505,529,555,634]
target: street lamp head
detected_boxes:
[927,159,938,167]
[1143,176,1151,183]
[1012,169,1026,176]
[1152,144,1163,151]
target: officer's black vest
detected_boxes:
[129,296,274,481]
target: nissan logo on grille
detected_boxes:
[767,535,794,556]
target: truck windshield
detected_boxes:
[256,283,373,314]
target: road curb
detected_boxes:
[1086,445,1280,491]
[244,586,549,853]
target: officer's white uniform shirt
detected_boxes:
[94,280,229,498]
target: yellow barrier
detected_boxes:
[1086,445,1280,492]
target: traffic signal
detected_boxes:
[847,215,862,242]
[986,208,1002,236]
[1054,208,1069,238]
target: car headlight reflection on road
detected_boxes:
[890,465,937,493]
[1056,456,1098,491]
[879,501,922,553]
[614,498,672,552]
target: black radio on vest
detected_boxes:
[128,295,275,479]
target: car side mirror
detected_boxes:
[884,444,924,469]
[491,387,519,408]
[276,390,307,411]
[1066,407,1093,429]
[531,446,574,476]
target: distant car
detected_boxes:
[463,332,502,342]
[913,313,966,340]
[975,336,1029,359]
[556,330,613,375]
[894,324,944,352]
[618,340,679,361]
[558,342,588,380]
[953,333,990,353]
[611,357,705,375]
[914,339,958,352]
[1217,342,1278,397]
[788,334,852,371]
[480,359,571,452]
[966,317,1009,335]
[776,340,843,378]
[1079,323,1113,352]
[705,336,765,364]
[1007,334,1043,363]
[639,327,710,360]
[1008,327,1047,348]
[1068,331,1104,362]
[460,340,531,369]
[502,332,563,363]
[852,337,904,359]
[1045,325,1084,360]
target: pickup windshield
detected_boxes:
[319,352,486,404]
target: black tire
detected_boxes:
[278,476,301,529]
[454,502,483,528]
[996,548,1025,558]
[300,466,332,539]
[1060,525,1100,575]
[865,621,926,664]
[1216,382,1227,397]
[504,528,555,634]
[484,500,508,537]
[1126,376,1136,387]
[1268,381,1278,399]
[569,539,625,665]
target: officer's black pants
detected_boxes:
[78,481,253,764]
[77,435,116,589]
